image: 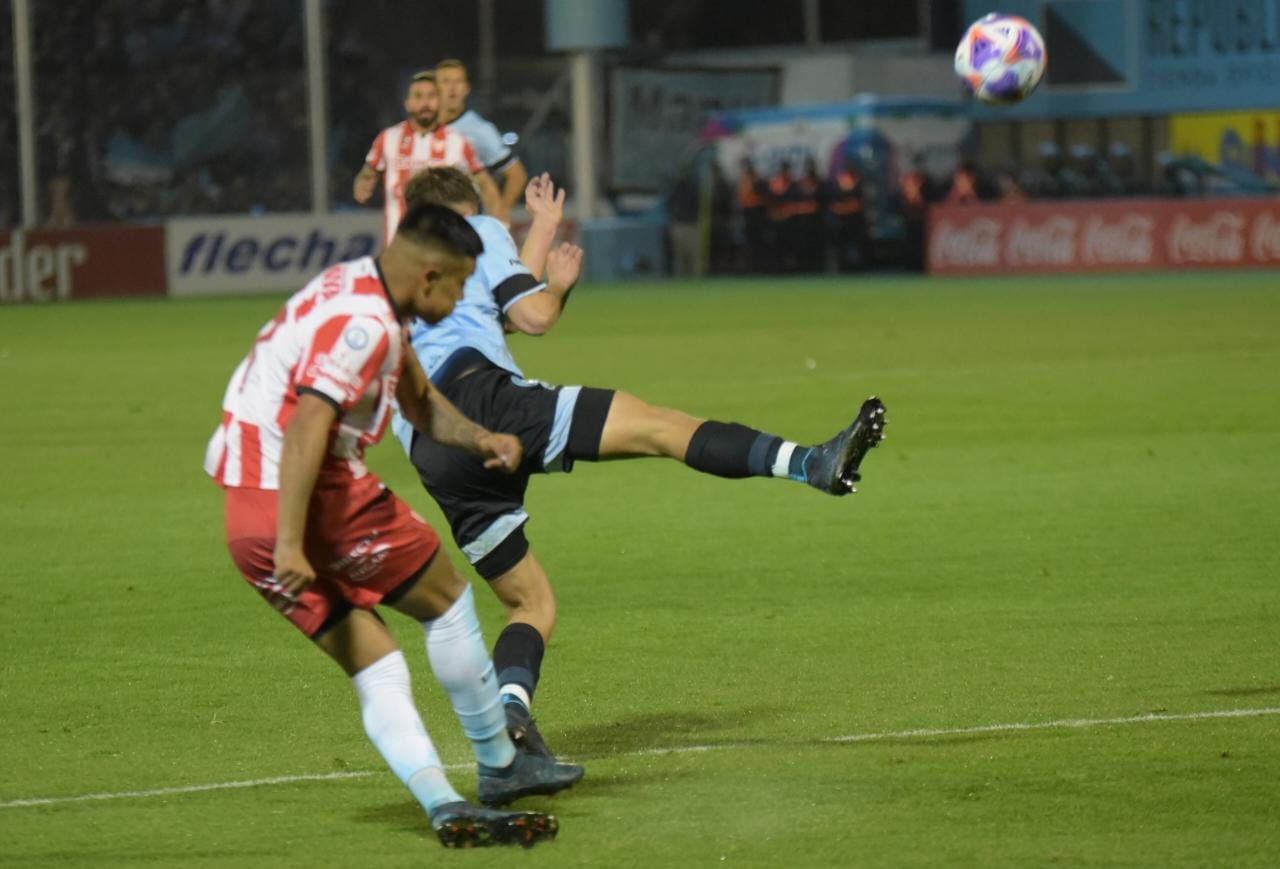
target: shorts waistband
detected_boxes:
[432,347,500,391]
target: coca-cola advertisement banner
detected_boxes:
[928,197,1280,276]
[0,226,167,303]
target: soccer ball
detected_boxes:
[954,13,1047,105]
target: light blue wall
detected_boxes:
[961,0,1280,116]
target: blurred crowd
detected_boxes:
[9,0,313,226]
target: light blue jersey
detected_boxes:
[393,215,544,452]
[449,110,516,174]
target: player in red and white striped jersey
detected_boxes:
[354,70,502,245]
[204,203,581,848]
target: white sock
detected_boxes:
[423,585,516,770]
[771,441,799,478]
[500,684,531,710]
[351,650,462,814]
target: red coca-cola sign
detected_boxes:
[928,197,1280,275]
[0,225,166,303]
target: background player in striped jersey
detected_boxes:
[205,204,581,849]
[434,58,529,226]
[394,168,887,761]
[353,71,503,244]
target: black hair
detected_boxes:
[395,203,484,259]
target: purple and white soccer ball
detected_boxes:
[955,13,1047,105]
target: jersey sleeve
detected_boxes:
[296,314,392,411]
[364,130,387,171]
[474,217,544,313]
[466,118,515,172]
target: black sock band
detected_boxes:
[494,622,546,701]
[685,421,783,478]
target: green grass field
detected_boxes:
[2,272,1278,867]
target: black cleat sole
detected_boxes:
[435,811,559,848]
[830,396,887,495]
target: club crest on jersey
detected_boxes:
[344,326,370,350]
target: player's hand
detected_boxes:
[353,172,377,204]
[273,543,316,598]
[476,431,523,473]
[546,242,583,291]
[525,173,565,224]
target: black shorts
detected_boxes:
[409,350,614,580]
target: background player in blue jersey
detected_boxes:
[393,167,887,760]
[435,59,528,225]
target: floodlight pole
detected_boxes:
[12,0,37,227]
[304,0,329,213]
[803,0,821,48]
[569,50,597,221]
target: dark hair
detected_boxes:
[410,70,436,84]
[404,166,481,211]
[395,203,483,259]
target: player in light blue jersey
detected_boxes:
[395,167,887,762]
[436,59,528,225]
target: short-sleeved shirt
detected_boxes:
[392,215,543,452]
[205,256,404,490]
[448,110,517,174]
[365,121,486,244]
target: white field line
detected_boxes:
[4,706,1278,810]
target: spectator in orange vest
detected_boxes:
[766,159,799,272]
[829,157,866,271]
[736,157,770,272]
[946,160,982,204]
[794,157,827,271]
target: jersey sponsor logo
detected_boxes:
[329,532,392,583]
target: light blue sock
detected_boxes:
[423,586,517,770]
[352,650,462,814]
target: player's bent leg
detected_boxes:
[314,610,468,825]
[381,550,469,622]
[488,552,559,759]
[388,561,585,804]
[313,606,402,676]
[489,552,556,640]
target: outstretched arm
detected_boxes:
[396,340,522,471]
[505,242,583,336]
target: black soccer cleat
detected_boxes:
[478,746,585,807]
[804,396,887,495]
[429,800,559,848]
[505,701,557,761]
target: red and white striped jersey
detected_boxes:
[365,121,485,245]
[204,257,405,490]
